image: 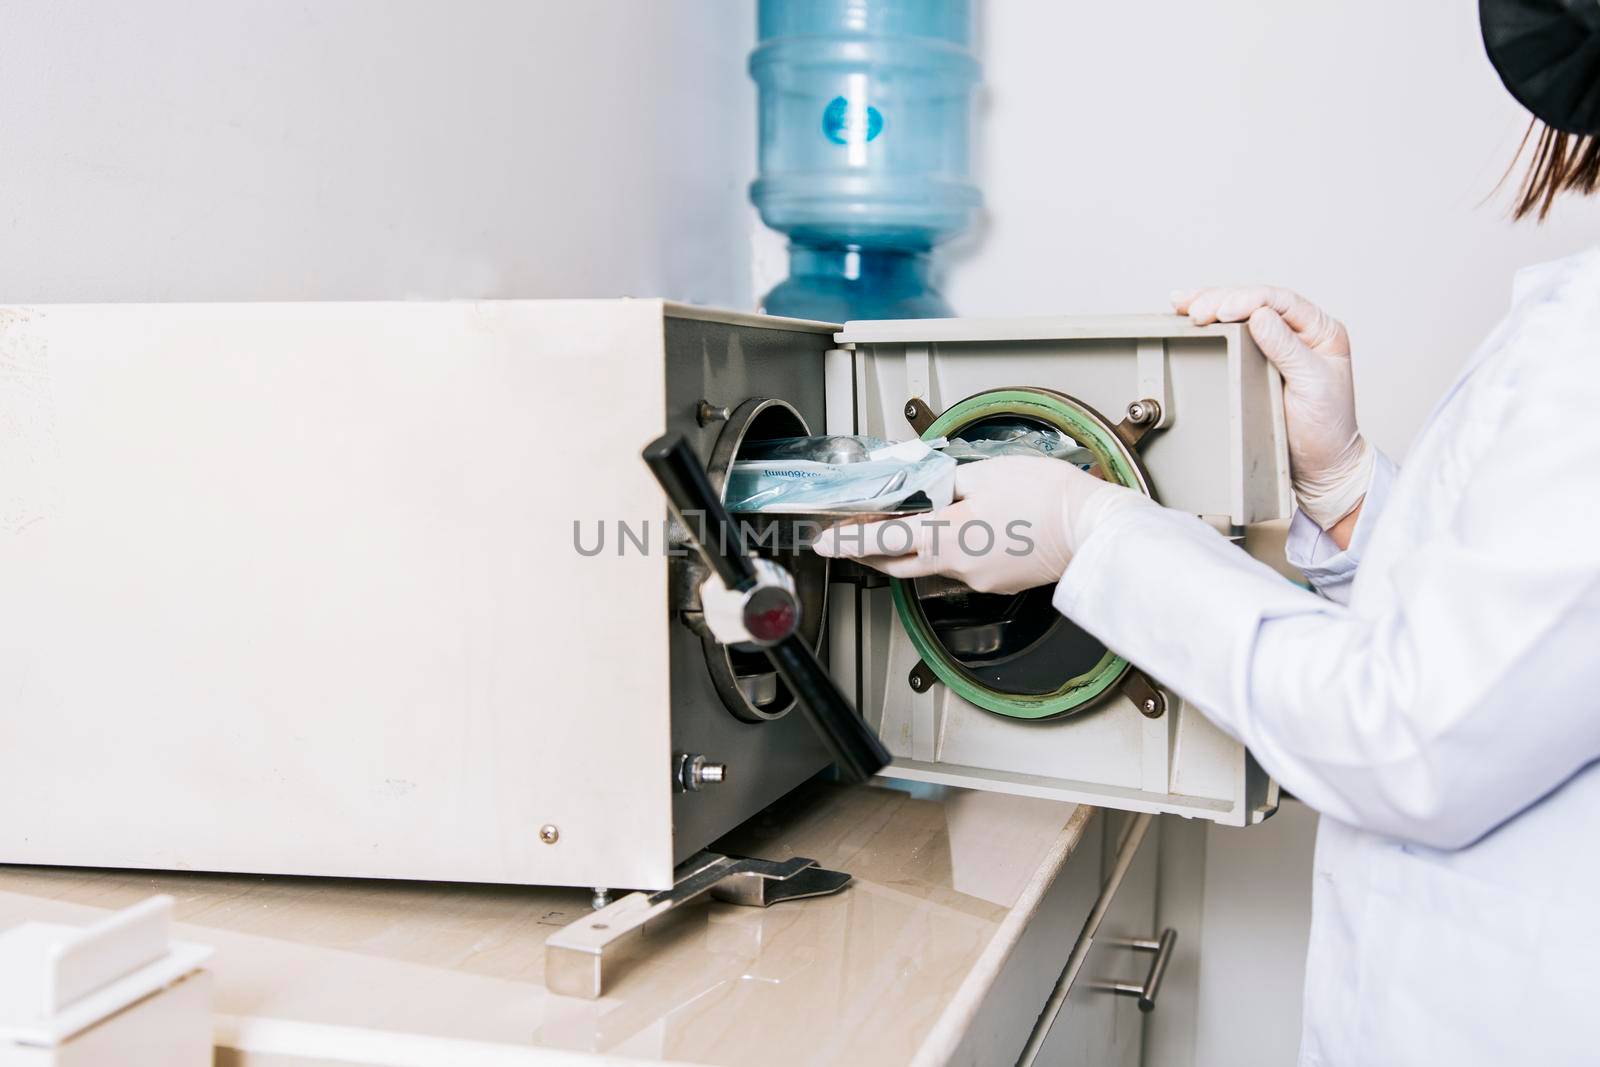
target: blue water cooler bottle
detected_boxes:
[750,0,981,321]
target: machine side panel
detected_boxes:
[0,300,677,888]
[663,317,835,862]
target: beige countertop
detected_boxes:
[0,782,1093,1066]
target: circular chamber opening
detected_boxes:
[891,389,1154,721]
[700,398,829,723]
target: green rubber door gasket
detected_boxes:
[890,388,1153,720]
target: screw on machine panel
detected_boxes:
[1114,398,1164,450]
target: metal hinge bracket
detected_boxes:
[545,851,851,998]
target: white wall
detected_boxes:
[0,0,754,307]
[947,0,1600,458]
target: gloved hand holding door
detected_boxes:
[1172,286,1374,536]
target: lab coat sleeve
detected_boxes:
[1281,451,1397,605]
[1054,373,1600,849]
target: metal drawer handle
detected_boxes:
[1094,928,1177,1012]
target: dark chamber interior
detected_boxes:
[913,413,1113,701]
[914,581,1108,697]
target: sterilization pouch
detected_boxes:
[725,435,958,515]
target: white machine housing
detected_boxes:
[0,301,1289,892]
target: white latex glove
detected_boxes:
[698,558,797,645]
[812,456,1153,595]
[1172,285,1374,531]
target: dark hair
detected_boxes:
[1508,120,1600,221]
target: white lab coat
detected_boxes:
[1055,248,1600,1066]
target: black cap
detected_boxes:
[1482,0,1600,135]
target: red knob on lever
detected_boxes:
[742,587,799,645]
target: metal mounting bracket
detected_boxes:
[903,397,937,435]
[1119,669,1167,719]
[545,850,852,998]
[1113,397,1164,450]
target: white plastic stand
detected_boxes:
[0,896,212,1065]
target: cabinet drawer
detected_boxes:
[1028,811,1161,1067]
[944,809,1162,1067]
